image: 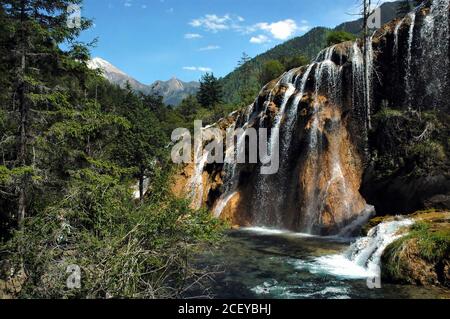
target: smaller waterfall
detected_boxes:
[344,218,414,276]
[393,18,405,57]
[405,12,417,107]
[255,70,297,226]
[281,63,316,155]
[351,42,365,120]
[418,0,450,108]
[365,33,375,130]
[213,120,248,217]
[302,46,343,233]
[294,218,414,279]
[188,126,214,209]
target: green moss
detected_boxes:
[382,216,450,287]
[407,141,447,164]
[409,221,450,262]
[373,107,404,120]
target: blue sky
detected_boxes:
[78,0,388,83]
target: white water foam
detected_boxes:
[292,218,414,279]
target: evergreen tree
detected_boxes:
[196,73,223,109]
[259,60,284,86]
[0,0,93,226]
[326,30,357,46]
[237,52,258,106]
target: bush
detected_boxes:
[2,168,225,299]
[259,60,285,86]
[326,30,356,46]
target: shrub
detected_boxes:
[326,30,356,46]
[2,168,225,299]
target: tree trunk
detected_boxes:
[17,0,27,225]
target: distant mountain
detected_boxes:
[87,57,199,106]
[148,77,200,106]
[221,1,403,104]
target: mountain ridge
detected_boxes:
[87,57,199,106]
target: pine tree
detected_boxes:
[196,73,223,109]
[0,0,91,225]
[237,52,258,106]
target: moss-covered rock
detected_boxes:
[381,211,450,288]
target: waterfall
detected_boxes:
[393,18,405,57]
[189,143,209,209]
[295,218,414,279]
[213,119,246,217]
[344,218,414,276]
[405,12,417,107]
[365,33,375,130]
[351,42,365,120]
[255,70,297,227]
[417,0,450,108]
[281,63,315,155]
[302,46,344,233]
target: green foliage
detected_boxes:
[407,221,450,261]
[280,55,309,71]
[259,60,285,86]
[4,169,225,298]
[196,73,223,109]
[407,141,447,166]
[0,0,226,298]
[370,108,449,180]
[326,30,356,46]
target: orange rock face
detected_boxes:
[297,96,368,234]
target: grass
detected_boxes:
[381,212,450,287]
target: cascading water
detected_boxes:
[255,70,297,227]
[189,139,209,209]
[364,33,375,131]
[393,17,405,58]
[417,0,450,108]
[294,218,414,279]
[302,46,344,233]
[405,12,417,107]
[351,42,365,121]
[280,63,315,156]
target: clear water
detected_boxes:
[191,229,450,299]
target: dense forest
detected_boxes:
[0,0,229,298]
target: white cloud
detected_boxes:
[188,14,307,42]
[190,14,232,32]
[250,35,270,44]
[184,33,202,39]
[199,45,221,51]
[255,19,298,40]
[183,66,213,72]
